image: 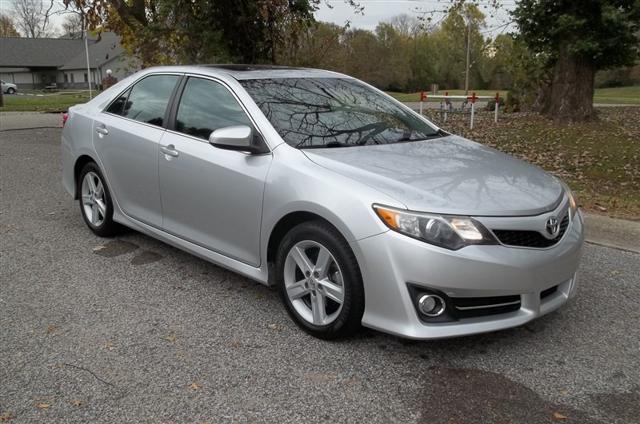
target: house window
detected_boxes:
[84,73,88,82]
[64,74,68,83]
[71,74,75,83]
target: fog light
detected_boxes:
[418,294,446,317]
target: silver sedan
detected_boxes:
[61,65,584,339]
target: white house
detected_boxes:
[0,32,136,90]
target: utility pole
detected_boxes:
[464,12,471,96]
[83,13,92,99]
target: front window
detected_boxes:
[175,77,252,140]
[240,77,441,148]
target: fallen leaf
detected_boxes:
[69,399,83,407]
[45,325,57,335]
[35,403,50,410]
[0,411,16,422]
[553,411,568,421]
[304,372,337,383]
[164,332,176,343]
[267,323,280,331]
[188,382,201,390]
[92,245,107,252]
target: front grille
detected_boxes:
[451,295,521,319]
[492,214,569,248]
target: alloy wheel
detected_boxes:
[284,240,345,326]
[81,171,107,227]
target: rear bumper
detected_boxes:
[351,210,584,339]
[61,134,75,197]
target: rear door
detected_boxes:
[158,76,272,266]
[93,74,180,227]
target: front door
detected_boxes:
[158,76,272,266]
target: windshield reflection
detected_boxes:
[240,78,440,148]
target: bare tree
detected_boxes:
[61,12,84,38]
[12,0,57,38]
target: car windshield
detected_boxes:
[240,77,441,148]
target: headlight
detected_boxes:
[567,189,578,218]
[373,205,497,250]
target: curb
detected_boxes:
[584,213,639,254]
[0,126,61,132]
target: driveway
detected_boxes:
[1,128,638,423]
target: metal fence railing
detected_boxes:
[418,92,501,129]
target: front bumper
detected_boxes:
[351,210,584,339]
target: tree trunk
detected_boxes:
[542,44,596,122]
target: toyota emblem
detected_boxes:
[545,216,560,236]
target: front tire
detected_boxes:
[78,162,119,237]
[275,220,364,339]
[6,87,15,94]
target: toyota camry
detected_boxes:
[61,65,584,339]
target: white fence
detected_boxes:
[418,92,501,129]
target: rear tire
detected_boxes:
[78,162,120,237]
[275,220,364,339]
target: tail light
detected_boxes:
[62,112,69,127]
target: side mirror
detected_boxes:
[208,125,267,154]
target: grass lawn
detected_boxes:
[593,85,640,105]
[421,107,640,219]
[388,85,640,105]
[0,91,94,112]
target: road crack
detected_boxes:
[62,363,116,388]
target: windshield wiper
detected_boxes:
[395,132,446,143]
[299,141,347,149]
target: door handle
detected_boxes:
[160,144,179,158]
[95,125,109,136]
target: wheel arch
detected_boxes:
[265,210,358,285]
[73,154,98,199]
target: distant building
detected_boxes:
[0,32,137,90]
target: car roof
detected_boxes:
[139,64,350,81]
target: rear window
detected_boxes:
[240,77,440,148]
[106,74,179,127]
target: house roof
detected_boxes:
[0,32,124,70]
[0,37,85,68]
[60,32,125,70]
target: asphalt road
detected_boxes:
[1,128,639,424]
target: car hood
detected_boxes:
[302,135,564,216]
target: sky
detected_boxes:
[1,0,517,37]
[315,0,517,34]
